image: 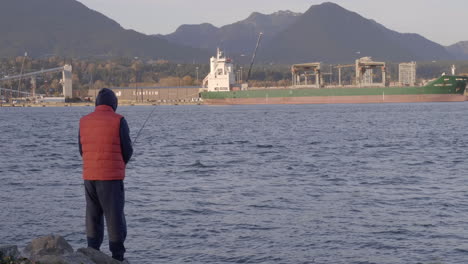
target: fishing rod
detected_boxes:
[132,105,157,146]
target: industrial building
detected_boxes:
[355,57,386,87]
[291,63,322,88]
[89,86,202,103]
[0,65,73,102]
[399,62,417,86]
[290,57,387,88]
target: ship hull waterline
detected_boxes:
[204,94,467,105]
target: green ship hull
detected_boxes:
[201,76,468,105]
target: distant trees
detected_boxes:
[1,55,467,99]
[0,56,212,97]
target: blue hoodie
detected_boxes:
[95,88,118,111]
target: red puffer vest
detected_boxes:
[80,105,125,180]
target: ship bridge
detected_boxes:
[203,49,235,92]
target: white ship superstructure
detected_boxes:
[202,49,235,92]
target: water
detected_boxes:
[2,103,468,264]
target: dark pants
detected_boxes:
[84,180,127,261]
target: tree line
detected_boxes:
[0,56,210,98]
[0,56,467,99]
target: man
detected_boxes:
[79,88,133,262]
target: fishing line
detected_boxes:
[132,105,157,146]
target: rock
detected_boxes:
[35,255,68,264]
[63,252,97,264]
[35,253,96,264]
[0,245,20,259]
[13,235,125,264]
[24,235,74,260]
[11,258,33,264]
[76,248,121,264]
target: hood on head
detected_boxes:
[95,88,118,111]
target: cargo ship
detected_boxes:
[201,75,468,105]
[200,50,468,105]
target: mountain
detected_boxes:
[159,10,301,56]
[156,23,220,52]
[162,2,453,64]
[0,0,209,61]
[0,1,458,64]
[447,41,468,59]
[260,2,453,63]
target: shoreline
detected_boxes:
[0,102,203,108]
[1,235,124,264]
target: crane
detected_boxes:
[334,64,354,86]
[244,32,263,87]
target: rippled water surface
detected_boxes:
[2,103,468,264]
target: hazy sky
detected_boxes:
[76,0,467,46]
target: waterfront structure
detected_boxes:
[291,63,322,88]
[399,62,417,86]
[335,64,355,86]
[362,69,373,85]
[61,65,73,98]
[356,57,386,87]
[90,86,202,103]
[0,65,73,100]
[202,49,236,92]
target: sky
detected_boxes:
[76,0,468,46]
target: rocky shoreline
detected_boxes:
[1,235,126,264]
